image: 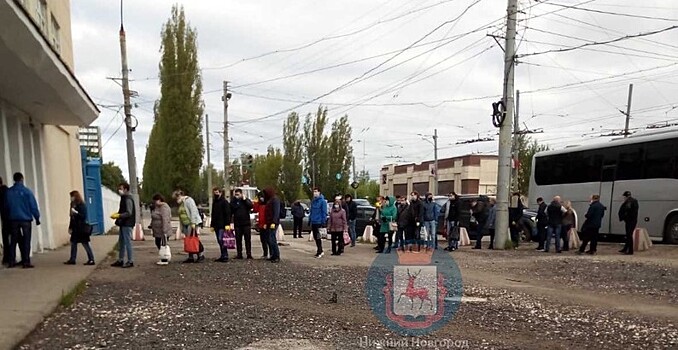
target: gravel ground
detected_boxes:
[19,238,678,350]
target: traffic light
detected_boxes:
[243,154,254,170]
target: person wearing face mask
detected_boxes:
[327,199,348,256]
[395,196,409,250]
[172,190,204,263]
[344,194,358,247]
[263,187,282,263]
[443,192,461,251]
[378,196,397,253]
[110,183,135,268]
[405,191,422,251]
[150,193,172,254]
[252,191,270,259]
[309,187,328,258]
[64,190,94,265]
[231,189,254,259]
[421,192,440,250]
[210,187,232,262]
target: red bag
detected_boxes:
[183,228,200,254]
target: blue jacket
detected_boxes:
[421,200,439,222]
[5,182,40,222]
[583,200,606,230]
[309,195,328,225]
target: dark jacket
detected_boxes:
[291,202,305,219]
[346,200,358,221]
[115,193,135,227]
[472,200,489,226]
[230,197,253,227]
[421,199,438,222]
[69,202,90,243]
[408,199,422,226]
[5,182,40,222]
[445,198,460,222]
[618,197,639,223]
[508,197,524,224]
[210,195,231,230]
[0,184,8,222]
[582,200,606,230]
[265,197,282,226]
[536,202,548,226]
[546,201,564,227]
[397,202,410,227]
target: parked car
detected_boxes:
[355,205,376,237]
[353,198,371,207]
[279,203,311,233]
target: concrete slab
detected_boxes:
[0,234,118,350]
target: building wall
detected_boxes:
[19,0,74,69]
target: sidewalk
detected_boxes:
[0,235,118,350]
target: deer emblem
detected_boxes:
[397,269,433,310]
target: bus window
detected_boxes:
[645,140,676,179]
[617,145,644,180]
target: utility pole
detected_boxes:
[352,156,357,198]
[495,0,518,250]
[624,84,633,137]
[118,1,141,226]
[511,90,520,191]
[206,114,213,211]
[222,81,231,197]
[433,128,439,195]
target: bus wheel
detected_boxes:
[665,216,678,244]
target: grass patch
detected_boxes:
[59,280,87,308]
[504,239,515,250]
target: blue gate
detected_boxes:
[80,148,105,235]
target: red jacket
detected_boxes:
[253,201,267,229]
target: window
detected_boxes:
[617,144,643,180]
[36,0,47,32]
[644,140,677,179]
[50,14,60,52]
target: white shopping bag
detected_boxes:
[459,228,471,246]
[362,225,375,243]
[276,225,285,242]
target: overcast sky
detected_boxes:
[71,0,678,181]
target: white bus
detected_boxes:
[529,130,678,243]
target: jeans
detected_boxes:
[215,229,229,259]
[622,220,637,253]
[348,219,357,246]
[579,227,599,253]
[267,225,280,260]
[118,226,134,263]
[182,224,204,260]
[423,221,437,249]
[293,217,303,238]
[235,225,252,258]
[259,227,270,257]
[330,231,344,255]
[446,221,459,250]
[9,221,32,265]
[394,226,405,248]
[70,242,94,262]
[311,224,323,255]
[545,225,562,252]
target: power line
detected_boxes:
[539,1,678,22]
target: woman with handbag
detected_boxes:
[64,190,94,265]
[151,194,172,264]
[327,199,348,256]
[173,190,204,263]
[378,196,397,254]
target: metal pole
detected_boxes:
[223,81,230,197]
[511,90,520,192]
[206,114,213,211]
[433,129,439,195]
[495,0,518,250]
[118,9,141,225]
[352,156,357,198]
[624,84,633,137]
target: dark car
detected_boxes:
[355,205,376,237]
[435,195,480,238]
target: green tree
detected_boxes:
[354,171,379,201]
[279,112,303,204]
[252,146,283,198]
[515,134,549,197]
[142,4,203,200]
[197,165,225,205]
[229,159,242,187]
[101,162,126,192]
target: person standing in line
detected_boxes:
[110,183,135,268]
[327,198,348,256]
[291,200,305,239]
[64,190,94,265]
[578,194,606,255]
[545,196,566,253]
[619,191,639,255]
[443,192,461,252]
[150,193,172,250]
[472,197,489,249]
[309,187,328,258]
[378,196,397,253]
[252,191,269,259]
[344,194,358,247]
[5,173,41,268]
[230,189,254,259]
[211,187,231,262]
[508,192,524,248]
[173,190,204,263]
[0,177,10,266]
[561,200,575,252]
[370,196,384,251]
[421,193,439,250]
[535,197,548,250]
[263,188,282,263]
[394,196,408,250]
[406,192,423,251]
[486,198,497,249]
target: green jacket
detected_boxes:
[380,196,397,233]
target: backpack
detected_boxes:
[279,201,287,219]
